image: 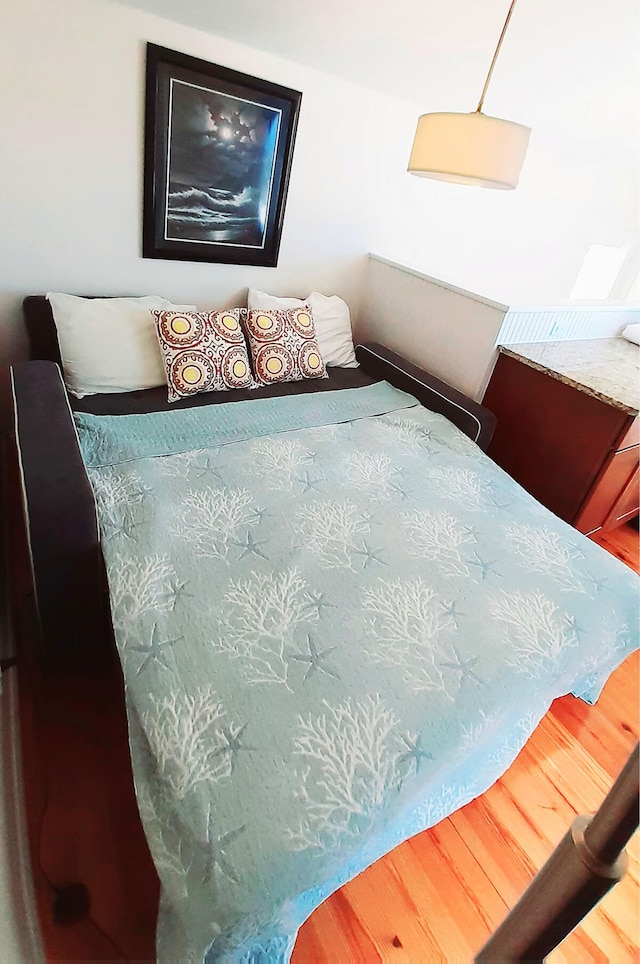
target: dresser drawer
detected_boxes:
[575,445,640,534]
[617,417,639,452]
[605,465,640,528]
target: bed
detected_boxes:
[12,295,640,961]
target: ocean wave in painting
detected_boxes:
[166,184,264,244]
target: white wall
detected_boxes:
[372,133,639,311]
[358,256,508,401]
[0,0,420,364]
[0,0,637,365]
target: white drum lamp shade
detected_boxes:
[408,0,532,190]
[408,111,531,190]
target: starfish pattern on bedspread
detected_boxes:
[210,723,256,773]
[289,635,340,682]
[232,530,269,560]
[353,540,388,569]
[201,809,247,886]
[440,641,486,694]
[398,733,432,775]
[130,623,182,674]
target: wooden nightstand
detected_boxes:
[483,341,639,537]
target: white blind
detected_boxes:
[497,307,639,345]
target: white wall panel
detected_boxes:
[357,256,507,401]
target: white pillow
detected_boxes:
[47,293,196,397]
[621,324,640,346]
[247,289,358,367]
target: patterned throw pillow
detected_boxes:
[153,309,255,402]
[244,307,328,385]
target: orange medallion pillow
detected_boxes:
[244,307,327,385]
[152,309,255,402]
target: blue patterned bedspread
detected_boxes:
[75,383,639,962]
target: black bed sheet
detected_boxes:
[70,367,376,416]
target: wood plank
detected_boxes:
[592,522,640,572]
[500,743,579,836]
[566,907,635,963]
[594,650,640,741]
[524,718,614,812]
[549,927,610,964]
[342,845,456,960]
[429,817,509,928]
[549,696,636,780]
[448,804,533,907]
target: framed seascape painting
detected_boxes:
[143,44,302,267]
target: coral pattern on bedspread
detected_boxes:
[75,383,639,962]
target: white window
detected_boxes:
[570,244,628,300]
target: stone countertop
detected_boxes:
[499,338,640,416]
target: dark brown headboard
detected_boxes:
[23,296,63,365]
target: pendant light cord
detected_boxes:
[476,0,519,113]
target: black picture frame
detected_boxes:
[143,43,302,267]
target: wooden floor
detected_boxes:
[23,523,639,962]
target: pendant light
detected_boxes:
[408,0,531,190]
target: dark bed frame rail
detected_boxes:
[355,343,495,450]
[10,362,113,666]
[23,295,66,370]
